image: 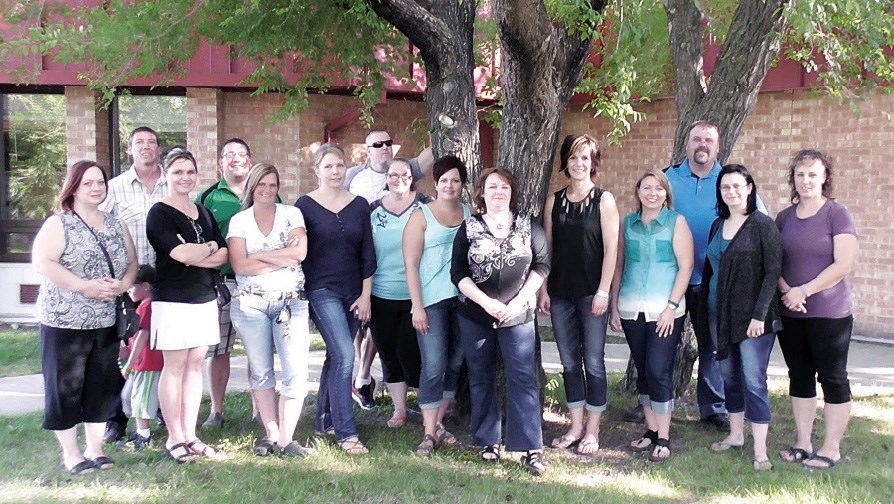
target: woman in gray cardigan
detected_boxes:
[695,164,783,472]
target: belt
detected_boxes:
[241,289,307,301]
[222,273,236,280]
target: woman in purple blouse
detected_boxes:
[775,149,857,470]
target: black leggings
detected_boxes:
[778,315,853,404]
[41,324,124,430]
[368,296,421,387]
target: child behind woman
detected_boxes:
[118,265,164,450]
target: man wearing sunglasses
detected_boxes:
[344,130,434,204]
[343,129,433,409]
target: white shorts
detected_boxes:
[151,300,220,351]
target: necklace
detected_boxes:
[485,213,511,231]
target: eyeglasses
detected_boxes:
[189,218,205,244]
[222,151,250,160]
[368,139,393,149]
[388,173,413,181]
[720,183,749,193]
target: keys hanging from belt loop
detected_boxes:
[277,303,292,341]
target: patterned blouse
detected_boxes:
[450,214,550,327]
[37,211,129,329]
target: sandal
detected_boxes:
[89,455,115,470]
[253,438,278,457]
[67,459,96,475]
[480,444,500,463]
[188,439,219,458]
[779,446,811,463]
[280,441,315,458]
[550,434,580,450]
[415,434,437,458]
[435,423,457,446]
[338,437,369,455]
[753,458,773,471]
[387,415,407,428]
[631,429,658,452]
[521,450,546,476]
[164,442,194,464]
[648,438,671,463]
[803,453,841,470]
[575,438,600,455]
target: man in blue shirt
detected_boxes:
[665,120,730,429]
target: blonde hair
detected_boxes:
[634,168,673,213]
[241,163,280,210]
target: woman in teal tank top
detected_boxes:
[403,156,469,457]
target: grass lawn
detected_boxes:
[0,374,891,503]
[0,329,41,377]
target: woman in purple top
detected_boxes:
[775,149,857,470]
[295,143,376,455]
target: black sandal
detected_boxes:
[522,450,546,476]
[631,429,658,452]
[164,442,193,464]
[90,455,115,470]
[480,444,500,463]
[253,438,277,457]
[779,446,811,463]
[648,438,671,463]
[67,460,96,475]
[188,439,218,458]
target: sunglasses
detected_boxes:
[368,139,394,149]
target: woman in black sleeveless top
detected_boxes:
[537,134,619,454]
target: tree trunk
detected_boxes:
[621,0,790,397]
[367,0,482,173]
[494,0,607,215]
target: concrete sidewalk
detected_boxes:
[2,340,892,417]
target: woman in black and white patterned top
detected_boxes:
[450,167,550,476]
[33,160,137,475]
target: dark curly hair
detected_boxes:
[787,149,834,204]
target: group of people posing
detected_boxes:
[34,120,856,477]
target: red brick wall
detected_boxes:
[64,87,110,171]
[557,89,893,338]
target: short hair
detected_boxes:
[384,158,416,191]
[634,168,673,214]
[787,149,834,203]
[716,164,759,219]
[135,264,157,284]
[365,130,391,145]
[241,163,280,210]
[219,138,252,159]
[162,147,198,173]
[559,134,601,177]
[128,126,158,145]
[472,167,518,214]
[687,120,720,138]
[313,142,346,169]
[432,155,469,184]
[58,160,108,212]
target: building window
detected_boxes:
[0,92,66,262]
[115,93,187,173]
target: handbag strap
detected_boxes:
[72,211,116,278]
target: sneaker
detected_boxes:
[352,377,376,410]
[202,412,224,429]
[117,431,152,451]
[102,422,125,444]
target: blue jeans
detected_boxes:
[549,294,608,411]
[621,314,684,414]
[718,332,776,424]
[308,288,361,441]
[457,312,543,452]
[230,294,311,399]
[687,285,726,418]
[416,297,464,410]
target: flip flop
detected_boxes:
[779,446,811,463]
[648,438,671,463]
[803,454,841,470]
[550,434,580,450]
[387,415,407,428]
[631,429,658,452]
[575,438,600,455]
[67,460,96,475]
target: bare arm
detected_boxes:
[416,147,434,176]
[655,215,694,337]
[609,219,625,332]
[169,236,221,266]
[350,277,373,322]
[593,191,620,316]
[536,194,555,314]
[122,328,148,378]
[229,228,307,275]
[403,209,429,334]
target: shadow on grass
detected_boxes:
[0,376,891,503]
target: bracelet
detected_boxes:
[799,285,809,298]
[667,299,679,309]
[596,290,609,299]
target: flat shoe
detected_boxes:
[803,454,841,470]
[711,440,744,452]
[779,446,811,463]
[280,441,315,458]
[521,451,546,476]
[67,460,95,475]
[90,455,115,470]
[753,458,773,471]
[253,438,278,457]
[550,434,580,450]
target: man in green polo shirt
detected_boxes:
[197,137,252,428]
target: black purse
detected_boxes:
[74,212,139,341]
[195,204,231,308]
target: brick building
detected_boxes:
[1,48,891,339]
